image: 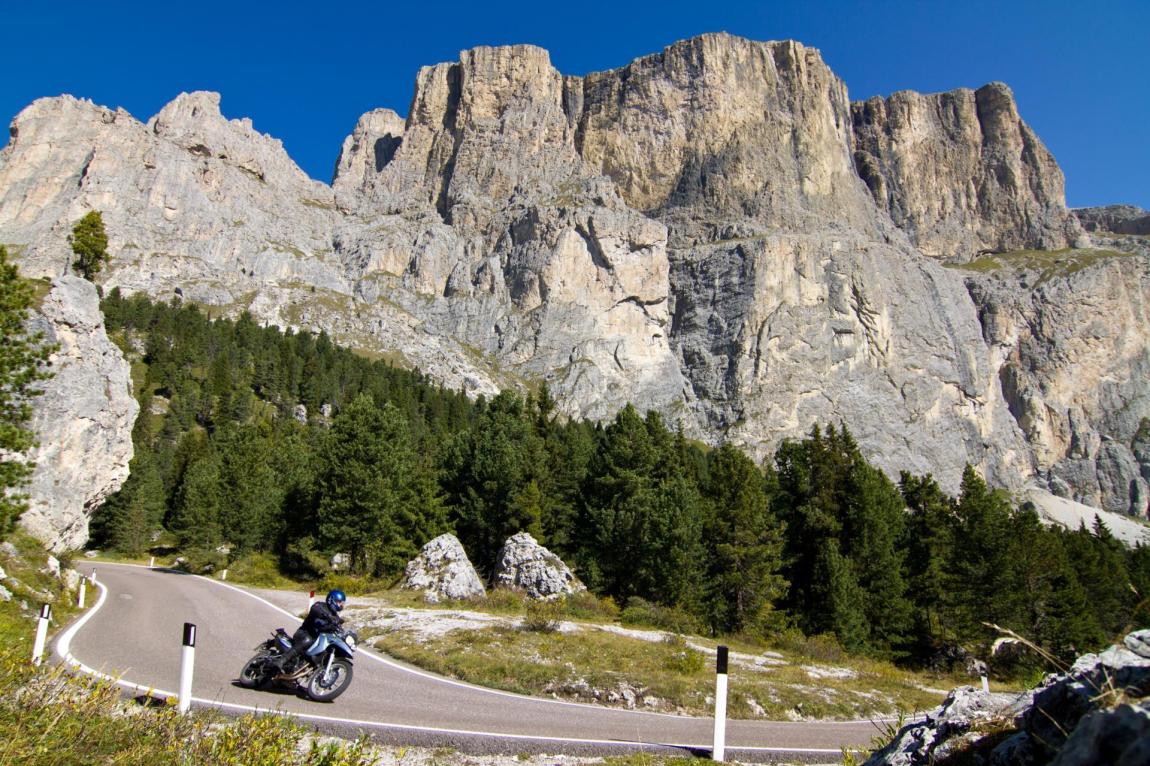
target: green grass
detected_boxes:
[365,615,960,720]
[947,247,1132,284]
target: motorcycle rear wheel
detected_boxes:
[239,653,274,689]
[305,658,353,702]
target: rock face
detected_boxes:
[1074,204,1150,236]
[965,255,1150,516]
[401,534,486,603]
[865,630,1150,766]
[492,532,585,599]
[0,33,1144,510]
[852,83,1084,260]
[19,277,137,552]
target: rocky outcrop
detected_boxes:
[492,532,585,599]
[1074,204,1150,236]
[851,83,1084,260]
[865,630,1150,766]
[0,34,1143,509]
[401,534,486,603]
[965,253,1150,517]
[19,277,137,552]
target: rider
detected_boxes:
[273,589,346,674]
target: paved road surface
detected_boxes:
[56,563,880,761]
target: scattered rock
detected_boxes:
[83,550,99,559]
[492,532,585,600]
[42,555,61,578]
[0,542,19,558]
[401,534,486,603]
[864,686,1026,766]
[865,630,1150,766]
[0,584,11,602]
[330,553,350,571]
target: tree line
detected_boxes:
[92,291,1149,668]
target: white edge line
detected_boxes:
[53,561,893,754]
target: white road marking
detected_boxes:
[52,561,892,755]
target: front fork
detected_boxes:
[322,651,335,683]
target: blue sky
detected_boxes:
[3,0,1146,209]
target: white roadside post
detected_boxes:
[713,645,729,762]
[178,622,196,714]
[981,675,990,694]
[220,569,228,581]
[308,590,315,611]
[31,604,52,666]
[78,576,87,608]
[149,556,155,568]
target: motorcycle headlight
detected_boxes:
[346,633,358,650]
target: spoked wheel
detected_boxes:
[305,658,353,702]
[239,654,274,689]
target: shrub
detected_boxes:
[226,552,294,588]
[619,597,704,635]
[561,591,619,622]
[773,629,846,663]
[484,587,529,613]
[522,598,564,633]
[176,547,227,575]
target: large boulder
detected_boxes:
[401,534,486,603]
[492,532,585,600]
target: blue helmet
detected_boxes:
[326,589,347,612]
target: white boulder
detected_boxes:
[402,534,486,603]
[492,532,585,600]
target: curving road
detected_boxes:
[56,563,880,761]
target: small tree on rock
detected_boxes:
[70,211,109,280]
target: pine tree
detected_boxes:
[441,391,547,573]
[580,405,707,610]
[317,395,446,576]
[170,453,224,549]
[703,444,788,635]
[70,211,110,280]
[90,452,165,554]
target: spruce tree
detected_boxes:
[441,391,547,572]
[317,395,446,576]
[703,444,788,635]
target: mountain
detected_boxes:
[2,33,1147,517]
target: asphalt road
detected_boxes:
[56,563,880,761]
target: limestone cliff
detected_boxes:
[851,83,1084,260]
[20,277,137,552]
[1,33,1145,515]
[965,252,1150,516]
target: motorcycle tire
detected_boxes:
[305,658,353,702]
[239,653,274,689]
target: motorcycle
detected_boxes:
[239,627,358,702]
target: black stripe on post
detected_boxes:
[716,645,729,675]
[183,622,197,647]
[40,603,52,620]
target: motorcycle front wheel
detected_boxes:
[305,658,353,702]
[239,653,274,689]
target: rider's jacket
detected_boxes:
[300,601,344,635]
